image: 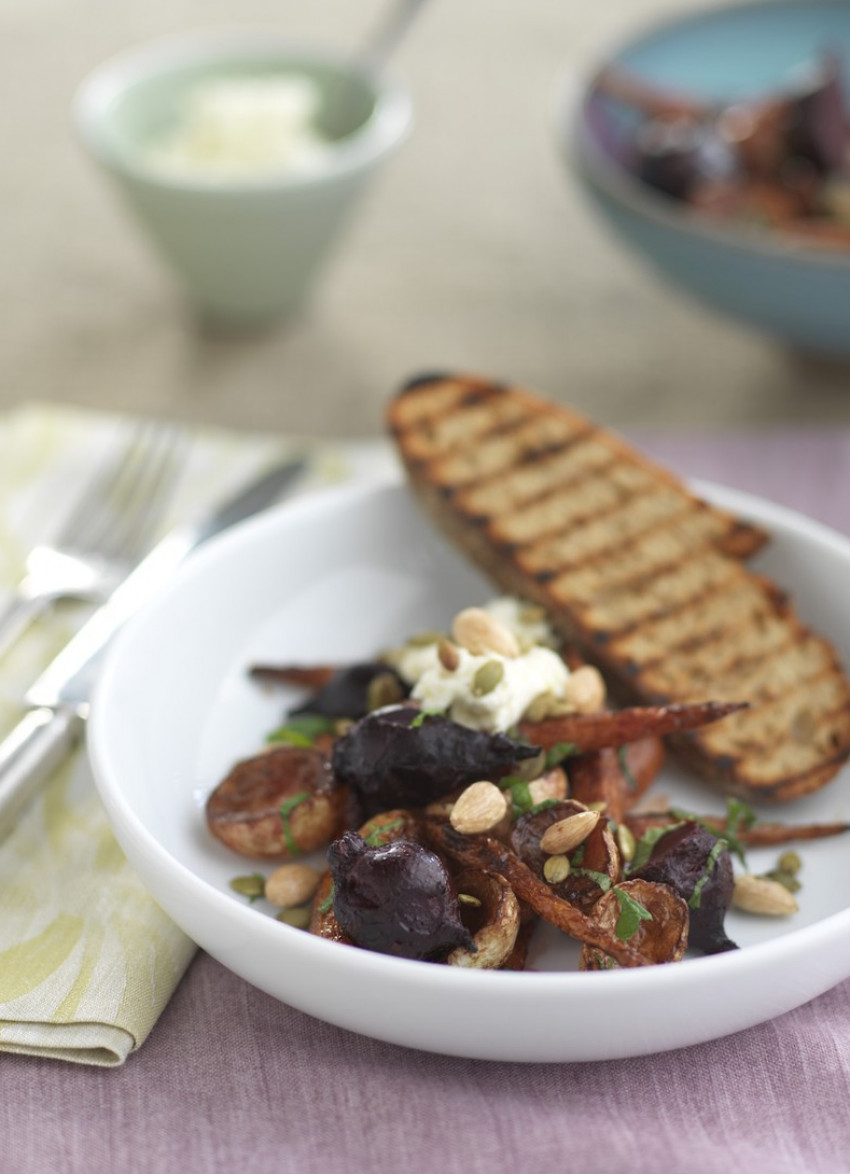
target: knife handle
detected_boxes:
[0,707,85,841]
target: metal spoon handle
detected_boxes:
[359,0,431,72]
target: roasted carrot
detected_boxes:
[519,700,747,753]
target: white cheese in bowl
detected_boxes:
[410,644,570,734]
[392,597,569,734]
[144,75,334,180]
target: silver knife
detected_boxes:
[0,455,306,840]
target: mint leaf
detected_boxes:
[629,822,684,872]
[279,791,311,856]
[544,741,578,768]
[613,888,653,940]
[688,838,727,909]
[670,797,755,867]
[616,745,639,792]
[267,714,336,747]
[318,881,335,914]
[411,708,444,729]
[497,776,535,819]
[571,867,612,892]
[363,818,406,846]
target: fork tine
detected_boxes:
[51,426,146,550]
[87,424,185,564]
[0,420,185,665]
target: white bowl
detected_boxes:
[88,478,850,1062]
[73,31,413,326]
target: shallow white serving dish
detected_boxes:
[89,477,850,1062]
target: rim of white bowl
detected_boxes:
[72,27,414,193]
[88,476,850,1002]
[554,0,850,271]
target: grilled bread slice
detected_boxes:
[387,372,850,803]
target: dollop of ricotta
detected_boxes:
[409,643,570,733]
[144,75,333,180]
[482,596,558,649]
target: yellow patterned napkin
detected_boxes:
[0,402,394,1065]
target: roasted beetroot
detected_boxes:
[629,821,737,954]
[327,831,475,960]
[290,662,408,719]
[331,706,540,810]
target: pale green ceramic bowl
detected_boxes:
[74,30,413,327]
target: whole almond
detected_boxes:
[539,810,600,855]
[437,638,460,671]
[450,781,508,834]
[563,665,607,714]
[452,608,520,659]
[732,874,799,917]
[265,863,322,909]
[527,768,568,806]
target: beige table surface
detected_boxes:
[3,0,850,441]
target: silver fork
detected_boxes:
[0,421,184,661]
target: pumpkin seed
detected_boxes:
[472,660,504,696]
[543,854,571,884]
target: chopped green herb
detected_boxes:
[497,776,535,819]
[571,867,612,892]
[267,714,336,748]
[410,708,444,729]
[616,745,639,792]
[544,741,578,769]
[529,799,562,817]
[229,873,266,902]
[613,888,653,940]
[688,838,727,909]
[629,822,684,872]
[279,791,311,856]
[318,882,335,914]
[364,818,406,847]
[722,798,757,864]
[669,796,756,866]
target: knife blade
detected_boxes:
[0,454,306,840]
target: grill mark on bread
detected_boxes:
[485,463,657,546]
[388,374,850,801]
[427,416,591,492]
[728,706,850,787]
[655,632,835,706]
[634,619,801,700]
[568,549,744,635]
[545,510,734,603]
[453,436,614,517]
[389,378,489,427]
[398,395,528,465]
[516,491,700,577]
[693,669,850,756]
[606,577,783,667]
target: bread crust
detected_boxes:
[388,373,850,804]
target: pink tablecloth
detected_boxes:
[6,427,850,1174]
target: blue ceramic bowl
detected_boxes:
[565,0,850,356]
